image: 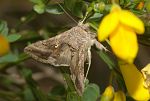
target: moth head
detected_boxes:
[24,39,71,67]
[24,39,61,63]
[78,24,90,31]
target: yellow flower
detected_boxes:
[119,62,150,100]
[113,91,126,101]
[98,4,144,63]
[100,85,114,101]
[100,86,126,101]
[0,34,10,56]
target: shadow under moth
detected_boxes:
[24,24,106,95]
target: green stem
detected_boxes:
[15,11,37,31]
[109,71,114,85]
[59,67,81,101]
[59,67,76,92]
[0,53,30,71]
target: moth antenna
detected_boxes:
[79,11,88,25]
[56,2,78,25]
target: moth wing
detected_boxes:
[24,35,71,67]
[55,44,72,66]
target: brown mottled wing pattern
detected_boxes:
[24,24,100,95]
[24,33,72,67]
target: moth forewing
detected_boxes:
[24,24,106,95]
[24,30,71,65]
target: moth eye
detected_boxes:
[54,44,59,48]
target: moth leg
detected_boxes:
[94,40,108,51]
[84,47,91,82]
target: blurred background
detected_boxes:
[0,0,150,101]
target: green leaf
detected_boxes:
[72,2,84,18]
[97,50,116,70]
[88,21,99,30]
[46,4,64,14]
[33,4,45,14]
[64,0,77,11]
[0,20,8,36]
[64,0,84,18]
[7,34,21,43]
[0,53,18,63]
[82,83,100,101]
[30,0,47,14]
[89,13,103,19]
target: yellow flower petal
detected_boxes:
[98,12,119,41]
[113,91,126,101]
[100,85,114,101]
[119,10,145,34]
[119,62,150,100]
[110,25,138,63]
[0,35,10,56]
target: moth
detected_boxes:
[24,23,106,95]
